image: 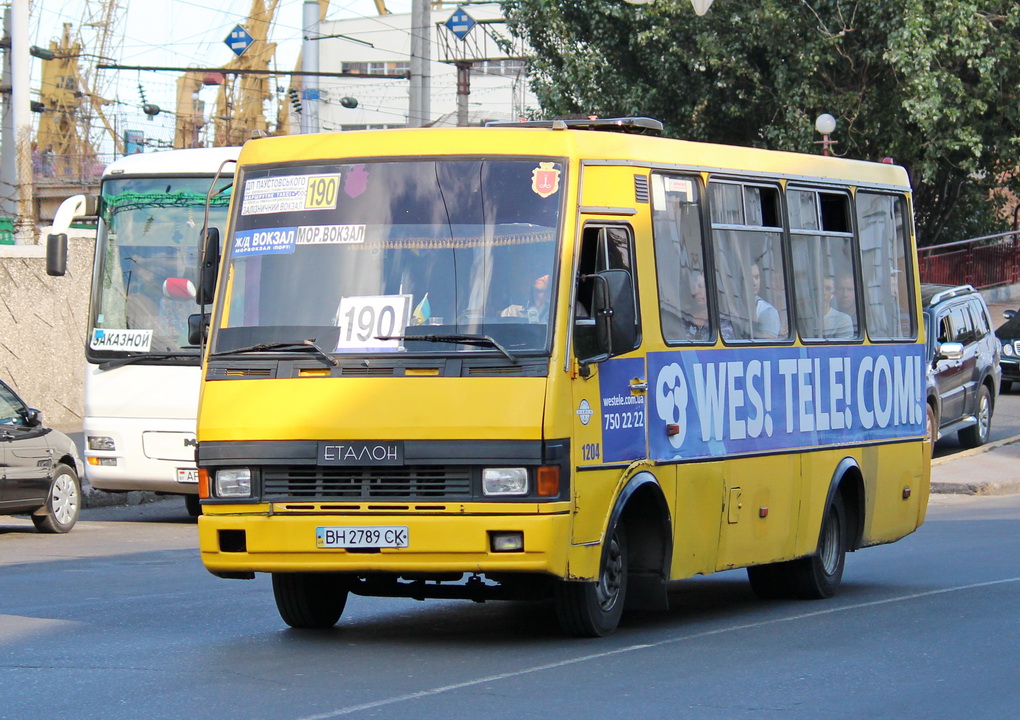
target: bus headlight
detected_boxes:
[482,468,528,496]
[215,468,252,498]
[87,436,116,451]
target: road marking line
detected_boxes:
[293,575,1020,719]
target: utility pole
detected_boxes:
[408,0,430,127]
[0,0,34,243]
[301,0,320,134]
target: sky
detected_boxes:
[28,0,419,152]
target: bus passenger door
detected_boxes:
[570,223,647,546]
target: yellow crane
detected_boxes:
[212,0,281,147]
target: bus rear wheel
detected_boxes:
[747,492,847,600]
[272,573,350,628]
[555,523,627,637]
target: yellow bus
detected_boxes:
[195,118,929,637]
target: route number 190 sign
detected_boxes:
[334,295,411,352]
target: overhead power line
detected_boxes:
[97,62,409,80]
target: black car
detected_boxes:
[922,284,1000,448]
[0,379,83,532]
[995,307,1020,393]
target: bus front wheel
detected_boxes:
[555,523,628,637]
[272,573,350,629]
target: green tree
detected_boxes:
[502,0,1020,246]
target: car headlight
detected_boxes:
[87,435,116,451]
[215,468,252,498]
[482,468,528,496]
[1004,343,1014,357]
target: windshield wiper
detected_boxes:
[210,339,339,367]
[377,333,518,365]
[98,352,198,371]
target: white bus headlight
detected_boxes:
[87,436,116,451]
[482,468,528,496]
[215,468,252,498]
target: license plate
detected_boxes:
[177,468,199,484]
[316,526,409,549]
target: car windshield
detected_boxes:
[90,176,232,358]
[214,158,564,358]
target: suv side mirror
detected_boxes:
[1005,310,1016,321]
[936,341,965,361]
[23,408,41,427]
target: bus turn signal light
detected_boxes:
[198,468,210,499]
[537,466,559,497]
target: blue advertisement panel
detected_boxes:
[599,357,646,463]
[647,345,926,461]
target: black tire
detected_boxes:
[272,573,350,628]
[32,463,80,534]
[749,493,847,600]
[184,493,202,518]
[1000,380,1012,394]
[926,402,938,447]
[958,384,992,449]
[555,523,627,637]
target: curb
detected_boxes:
[930,433,1020,495]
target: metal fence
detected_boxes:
[32,152,115,186]
[917,230,1020,290]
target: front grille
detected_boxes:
[262,466,473,500]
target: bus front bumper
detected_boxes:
[198,510,573,578]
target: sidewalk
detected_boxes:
[931,435,1020,495]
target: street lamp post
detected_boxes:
[814,113,837,156]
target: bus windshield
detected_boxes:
[90,176,233,358]
[215,158,563,357]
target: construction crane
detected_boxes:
[35,0,125,175]
[212,0,281,146]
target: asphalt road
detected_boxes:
[2,491,1019,720]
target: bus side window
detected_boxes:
[574,225,640,359]
[651,173,713,344]
[857,192,916,340]
[789,188,858,341]
[709,181,789,342]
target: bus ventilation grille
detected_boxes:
[262,466,473,500]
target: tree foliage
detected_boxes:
[502,0,1020,245]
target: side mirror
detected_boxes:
[936,341,965,361]
[188,313,210,347]
[23,408,42,427]
[46,233,68,276]
[577,268,637,365]
[197,228,220,305]
[1005,310,1016,321]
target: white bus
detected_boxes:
[52,148,238,515]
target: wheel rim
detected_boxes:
[596,533,624,612]
[819,506,842,577]
[977,392,990,440]
[51,474,79,525]
[926,405,936,445]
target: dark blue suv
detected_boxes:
[922,284,1000,448]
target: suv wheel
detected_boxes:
[959,385,992,449]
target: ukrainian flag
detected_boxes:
[411,293,431,325]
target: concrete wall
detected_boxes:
[0,232,94,429]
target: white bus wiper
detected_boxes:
[98,352,197,372]
[210,339,339,367]
[377,333,518,365]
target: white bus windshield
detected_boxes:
[90,176,233,358]
[215,159,564,358]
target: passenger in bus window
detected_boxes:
[834,273,859,334]
[501,273,550,323]
[822,275,854,338]
[751,261,780,339]
[683,272,733,340]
